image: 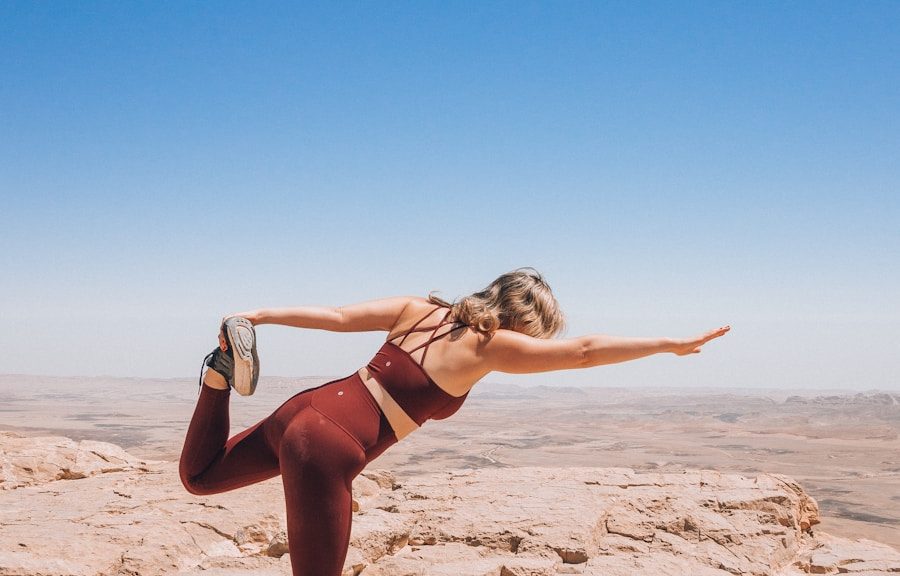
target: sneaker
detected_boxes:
[197,317,260,396]
[222,316,260,396]
[198,346,234,394]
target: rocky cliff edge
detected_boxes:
[1,431,898,576]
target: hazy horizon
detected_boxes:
[0,372,895,397]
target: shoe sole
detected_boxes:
[225,317,258,396]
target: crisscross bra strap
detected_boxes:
[408,310,467,366]
[391,305,468,366]
[394,305,445,347]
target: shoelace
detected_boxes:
[198,349,217,394]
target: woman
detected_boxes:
[179,267,730,576]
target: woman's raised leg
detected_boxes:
[178,371,281,495]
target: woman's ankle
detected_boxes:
[203,369,229,391]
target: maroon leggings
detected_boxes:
[179,372,398,576]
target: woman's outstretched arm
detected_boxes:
[227,296,416,332]
[483,325,730,374]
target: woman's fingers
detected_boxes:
[695,325,729,348]
[672,325,730,356]
[703,326,730,342]
[217,330,228,352]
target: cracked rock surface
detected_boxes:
[1,431,898,575]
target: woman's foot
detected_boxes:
[197,317,260,396]
[223,317,260,396]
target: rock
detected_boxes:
[360,469,398,490]
[1,432,898,575]
[265,531,290,558]
[350,508,413,561]
[0,430,153,490]
[498,555,559,576]
[342,546,367,576]
[235,516,282,555]
[358,541,509,576]
[787,532,900,575]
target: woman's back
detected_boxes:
[377,298,489,398]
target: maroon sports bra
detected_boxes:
[364,305,470,426]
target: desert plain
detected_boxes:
[1,373,897,553]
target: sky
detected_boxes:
[1,2,897,391]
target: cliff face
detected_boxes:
[1,430,898,576]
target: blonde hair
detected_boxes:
[428,267,565,339]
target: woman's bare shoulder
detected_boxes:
[406,295,434,308]
[384,296,442,338]
[403,296,448,317]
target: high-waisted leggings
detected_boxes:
[179,372,398,576]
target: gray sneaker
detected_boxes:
[198,346,234,394]
[197,317,260,396]
[223,317,260,396]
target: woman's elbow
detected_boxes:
[332,306,352,331]
[575,336,598,369]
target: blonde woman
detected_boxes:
[179,267,730,576]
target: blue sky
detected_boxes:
[1,2,897,390]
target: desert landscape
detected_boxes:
[1,374,898,574]
[5,1,897,574]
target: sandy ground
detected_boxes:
[1,374,897,549]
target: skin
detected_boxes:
[206,296,730,406]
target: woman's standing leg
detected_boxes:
[277,395,369,576]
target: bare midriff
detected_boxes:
[357,367,420,441]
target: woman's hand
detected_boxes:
[221,310,261,327]
[670,325,731,356]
